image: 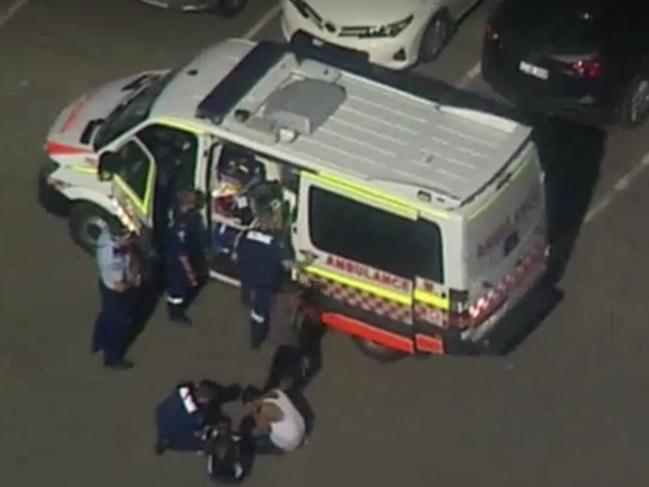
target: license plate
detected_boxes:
[519,61,549,80]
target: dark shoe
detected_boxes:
[154,439,170,455]
[105,359,134,370]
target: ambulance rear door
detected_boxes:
[294,171,440,353]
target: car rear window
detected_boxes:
[308,187,444,282]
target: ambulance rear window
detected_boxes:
[309,187,444,282]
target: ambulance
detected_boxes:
[39,39,550,359]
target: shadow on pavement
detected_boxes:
[533,116,607,284]
[495,116,607,354]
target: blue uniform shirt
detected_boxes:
[237,229,284,289]
[166,210,205,263]
[155,383,205,452]
[96,229,129,290]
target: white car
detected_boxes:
[281,0,481,70]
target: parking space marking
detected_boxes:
[0,0,29,30]
[457,61,482,87]
[243,2,281,39]
[584,152,649,225]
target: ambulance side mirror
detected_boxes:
[98,151,120,181]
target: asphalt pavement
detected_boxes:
[2,1,649,486]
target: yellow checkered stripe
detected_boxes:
[413,302,449,327]
[305,274,413,325]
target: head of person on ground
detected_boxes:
[245,388,307,453]
[205,417,252,484]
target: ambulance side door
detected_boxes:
[102,137,157,233]
[294,172,418,334]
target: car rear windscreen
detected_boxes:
[308,187,443,282]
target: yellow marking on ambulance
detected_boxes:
[469,151,534,220]
[304,264,412,306]
[157,116,205,134]
[413,289,450,310]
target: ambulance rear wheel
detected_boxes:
[68,202,119,255]
[353,337,405,362]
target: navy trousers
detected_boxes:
[92,281,133,366]
[249,286,272,348]
[166,260,193,319]
[155,391,204,452]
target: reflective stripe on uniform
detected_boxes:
[166,295,184,305]
[178,386,198,414]
[246,230,273,245]
[250,310,266,323]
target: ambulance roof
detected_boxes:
[152,39,533,211]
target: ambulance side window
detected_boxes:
[114,141,151,201]
[309,187,444,282]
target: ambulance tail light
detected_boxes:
[447,289,472,329]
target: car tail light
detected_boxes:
[570,59,602,79]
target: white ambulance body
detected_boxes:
[40,39,548,357]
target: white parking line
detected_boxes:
[457,61,482,88]
[584,152,649,225]
[0,0,29,30]
[243,2,282,40]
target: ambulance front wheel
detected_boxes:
[68,202,120,255]
[353,337,405,363]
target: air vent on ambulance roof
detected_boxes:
[262,79,346,135]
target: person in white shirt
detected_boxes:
[240,388,307,453]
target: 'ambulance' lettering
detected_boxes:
[325,255,410,292]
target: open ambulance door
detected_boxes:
[103,137,157,236]
[294,171,421,359]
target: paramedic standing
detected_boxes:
[236,209,286,349]
[165,190,207,326]
[92,226,141,370]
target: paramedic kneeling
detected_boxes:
[155,380,242,454]
[240,388,306,454]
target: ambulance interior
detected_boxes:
[208,143,297,281]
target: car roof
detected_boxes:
[151,39,532,212]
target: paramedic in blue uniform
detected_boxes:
[92,226,141,370]
[155,380,242,455]
[236,207,287,349]
[165,190,207,326]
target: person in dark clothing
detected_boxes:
[165,190,207,326]
[204,417,254,484]
[155,380,241,455]
[263,281,325,393]
[235,209,286,349]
